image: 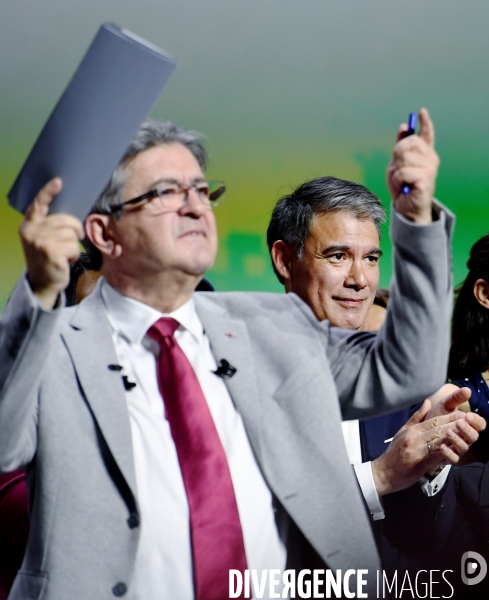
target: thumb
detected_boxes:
[405,398,432,426]
[25,177,63,222]
[418,107,435,147]
[439,387,472,413]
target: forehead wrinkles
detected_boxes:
[308,212,379,249]
[122,145,204,198]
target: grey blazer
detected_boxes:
[0,206,453,599]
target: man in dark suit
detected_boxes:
[438,462,489,598]
[0,115,469,599]
[267,109,485,568]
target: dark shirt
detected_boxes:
[452,373,489,463]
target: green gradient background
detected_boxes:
[1,1,489,307]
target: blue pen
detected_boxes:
[401,112,417,195]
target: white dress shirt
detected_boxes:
[100,280,286,599]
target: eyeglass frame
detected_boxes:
[104,180,226,216]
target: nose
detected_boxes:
[178,187,208,218]
[344,260,368,291]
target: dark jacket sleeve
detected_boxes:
[380,475,456,572]
[359,409,456,572]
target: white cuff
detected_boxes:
[354,461,385,521]
[419,465,451,497]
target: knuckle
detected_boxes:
[43,242,59,258]
[402,447,415,462]
[19,222,34,239]
[403,430,415,445]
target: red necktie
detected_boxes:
[147,318,248,600]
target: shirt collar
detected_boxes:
[100,278,204,345]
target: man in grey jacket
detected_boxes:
[0,115,454,599]
[266,158,484,579]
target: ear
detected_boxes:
[473,278,489,309]
[271,240,294,284]
[84,214,123,259]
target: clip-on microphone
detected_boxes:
[213,359,237,380]
[108,364,137,391]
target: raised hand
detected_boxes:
[19,178,84,309]
[386,108,440,224]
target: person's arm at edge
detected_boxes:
[0,178,80,472]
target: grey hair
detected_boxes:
[83,120,208,263]
[266,175,386,284]
[91,119,208,217]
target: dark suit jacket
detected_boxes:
[432,463,489,599]
[360,409,455,573]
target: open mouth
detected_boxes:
[181,229,206,238]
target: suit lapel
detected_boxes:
[61,292,138,497]
[194,295,263,455]
[195,293,380,575]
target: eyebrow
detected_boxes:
[322,244,383,257]
[148,176,207,189]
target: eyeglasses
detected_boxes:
[106,180,226,215]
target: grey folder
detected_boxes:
[8,23,177,221]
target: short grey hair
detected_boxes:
[266,175,386,284]
[91,119,207,216]
[83,120,208,264]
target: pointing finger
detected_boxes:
[418,411,465,433]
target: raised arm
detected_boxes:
[0,179,83,471]
[328,109,453,418]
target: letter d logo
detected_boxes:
[461,551,487,586]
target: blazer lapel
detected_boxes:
[61,292,138,498]
[195,293,380,575]
[194,294,263,455]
